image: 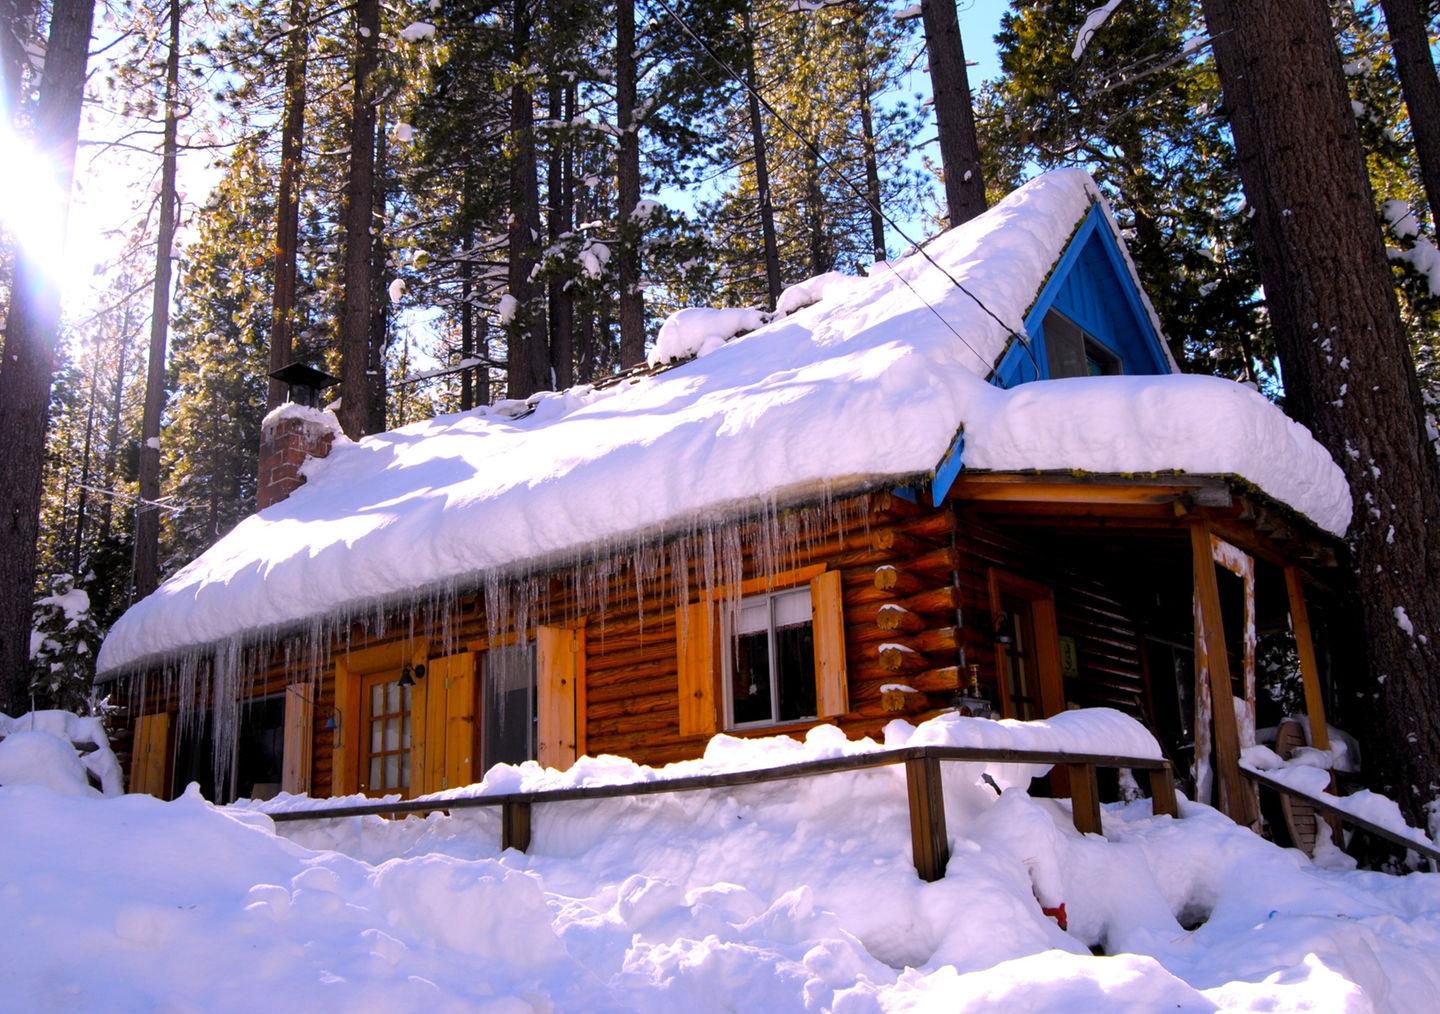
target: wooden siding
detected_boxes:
[115,492,1166,795]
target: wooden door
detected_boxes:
[358,671,413,796]
[988,569,1066,720]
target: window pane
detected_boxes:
[400,752,410,790]
[402,713,411,749]
[368,756,380,789]
[772,589,812,627]
[731,629,773,725]
[385,754,399,788]
[385,717,399,752]
[370,718,382,752]
[736,598,769,635]
[483,644,537,771]
[371,683,382,713]
[774,618,816,722]
[385,681,399,713]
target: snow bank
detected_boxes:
[98,169,1350,673]
[5,714,1440,1010]
[647,306,767,365]
[0,710,122,796]
[775,270,853,316]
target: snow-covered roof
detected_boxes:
[97,169,1351,674]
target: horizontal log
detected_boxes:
[874,565,927,596]
[852,586,960,625]
[876,605,926,633]
[909,545,961,576]
[878,643,933,673]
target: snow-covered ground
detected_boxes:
[4,711,1439,1012]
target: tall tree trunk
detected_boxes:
[547,83,574,388]
[743,8,782,310]
[99,303,134,545]
[920,0,986,228]
[0,0,95,711]
[0,0,35,127]
[1377,0,1440,226]
[859,60,887,264]
[803,143,829,275]
[460,232,474,411]
[506,0,545,397]
[133,0,182,600]
[1201,0,1440,822]
[266,0,309,408]
[366,115,388,434]
[615,0,644,367]
[72,326,102,574]
[338,0,379,438]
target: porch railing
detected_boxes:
[265,745,1178,882]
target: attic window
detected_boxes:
[727,588,817,728]
[1043,309,1121,379]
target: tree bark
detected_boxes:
[133,0,183,600]
[547,82,574,389]
[859,56,886,264]
[920,0,986,228]
[615,0,645,367]
[0,0,95,711]
[0,0,35,127]
[1377,0,1440,227]
[460,232,474,411]
[99,303,133,545]
[266,0,309,408]
[506,0,545,397]
[743,8,781,310]
[338,0,379,437]
[1201,0,1440,821]
[366,114,388,434]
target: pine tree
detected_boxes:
[1200,0,1440,821]
[0,0,97,712]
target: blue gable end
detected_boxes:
[923,201,1175,506]
[991,202,1173,388]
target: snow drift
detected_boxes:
[3,712,1437,1011]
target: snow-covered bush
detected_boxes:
[0,710,122,796]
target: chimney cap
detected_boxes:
[269,361,340,407]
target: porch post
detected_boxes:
[1284,566,1331,751]
[1190,520,1256,827]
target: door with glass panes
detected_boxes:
[359,671,413,795]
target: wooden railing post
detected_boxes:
[905,754,949,882]
[1149,762,1178,818]
[1067,763,1102,834]
[501,800,531,852]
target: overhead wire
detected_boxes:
[650,0,1042,377]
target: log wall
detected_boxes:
[114,492,1154,797]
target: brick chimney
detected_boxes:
[258,405,338,509]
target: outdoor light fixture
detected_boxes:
[398,663,427,687]
[993,610,1014,646]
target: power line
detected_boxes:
[651,0,1042,378]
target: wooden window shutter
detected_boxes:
[281,683,313,795]
[130,712,170,797]
[537,625,583,770]
[810,570,849,717]
[440,652,476,791]
[676,600,719,736]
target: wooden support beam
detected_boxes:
[501,800,532,852]
[1190,520,1256,828]
[1067,762,1102,834]
[1284,566,1330,751]
[905,756,949,882]
[877,604,927,633]
[1149,762,1178,818]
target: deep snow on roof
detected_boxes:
[97,170,1351,673]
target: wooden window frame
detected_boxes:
[678,564,848,737]
[723,584,820,731]
[358,670,414,796]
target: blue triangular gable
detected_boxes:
[924,201,1174,506]
[990,201,1173,388]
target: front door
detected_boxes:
[359,671,413,796]
[988,569,1066,720]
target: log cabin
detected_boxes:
[97,169,1352,831]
